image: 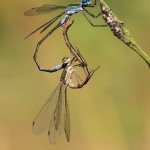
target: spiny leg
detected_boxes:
[83,0,102,18]
[89,66,100,78]
[82,12,107,27]
[75,47,87,67]
[83,8,102,18]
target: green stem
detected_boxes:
[99,0,150,68]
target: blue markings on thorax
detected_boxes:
[65,4,83,15]
[60,4,83,25]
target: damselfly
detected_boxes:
[32,19,99,144]
[24,0,106,60]
[98,0,150,67]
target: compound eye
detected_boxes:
[82,0,92,5]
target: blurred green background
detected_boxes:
[0,0,150,150]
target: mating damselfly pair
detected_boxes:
[24,0,150,144]
[25,0,102,144]
[29,17,99,144]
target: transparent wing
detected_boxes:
[48,84,67,144]
[24,12,64,39]
[53,84,65,131]
[24,4,66,16]
[32,82,64,135]
[48,120,57,144]
[64,88,70,142]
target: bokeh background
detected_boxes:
[0,0,150,150]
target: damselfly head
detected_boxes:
[82,0,92,6]
[62,57,71,65]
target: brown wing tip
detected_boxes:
[48,130,50,136]
[24,8,36,16]
[32,121,35,126]
[64,129,70,142]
